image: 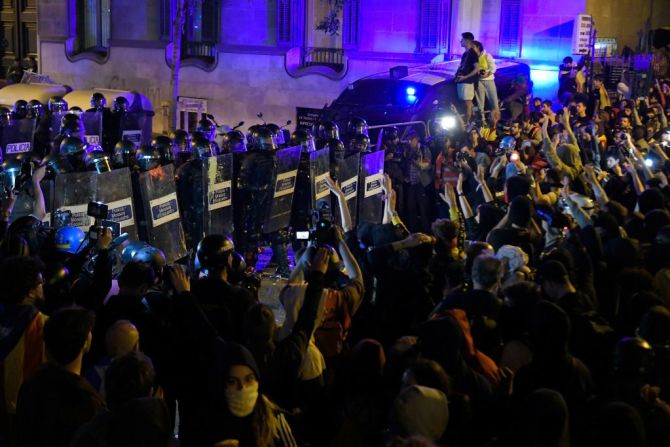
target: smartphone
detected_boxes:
[101,220,121,239]
[296,231,310,240]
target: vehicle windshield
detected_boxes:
[334,80,426,109]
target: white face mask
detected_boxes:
[226,381,259,417]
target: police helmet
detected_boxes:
[132,245,167,278]
[265,123,286,146]
[112,140,137,168]
[55,226,86,255]
[349,133,371,154]
[48,96,68,114]
[171,129,192,153]
[59,137,86,155]
[347,116,369,137]
[90,92,107,110]
[27,100,44,119]
[318,121,340,141]
[221,130,247,153]
[121,240,150,265]
[69,106,83,116]
[191,136,213,159]
[85,148,112,173]
[197,234,235,270]
[250,126,277,151]
[324,138,345,158]
[13,100,28,119]
[112,96,129,113]
[290,129,315,153]
[151,135,175,164]
[196,118,216,141]
[135,145,162,171]
[612,337,655,379]
[499,135,517,152]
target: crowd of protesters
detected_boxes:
[3,30,670,447]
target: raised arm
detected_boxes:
[456,173,474,219]
[325,175,353,233]
[31,165,47,221]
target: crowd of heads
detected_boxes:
[3,53,670,447]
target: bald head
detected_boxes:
[105,320,139,358]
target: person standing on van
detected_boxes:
[454,32,479,123]
[473,41,500,130]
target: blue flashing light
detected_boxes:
[406,86,416,96]
[406,94,417,103]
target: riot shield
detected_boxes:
[94,168,139,241]
[333,153,360,228]
[119,112,151,148]
[49,112,66,142]
[81,112,103,146]
[175,159,205,249]
[289,152,311,233]
[137,164,187,263]
[1,119,36,160]
[309,148,332,216]
[203,153,234,236]
[263,146,301,234]
[357,150,385,224]
[53,169,138,240]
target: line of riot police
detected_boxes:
[0,91,386,275]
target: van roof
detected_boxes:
[362,58,524,86]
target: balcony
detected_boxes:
[285,46,349,80]
[165,40,219,72]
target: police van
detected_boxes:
[324,58,532,140]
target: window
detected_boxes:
[342,0,360,50]
[418,0,451,54]
[164,0,221,71]
[499,0,522,58]
[181,0,220,64]
[67,0,111,61]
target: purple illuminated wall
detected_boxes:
[519,0,587,62]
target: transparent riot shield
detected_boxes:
[49,112,66,142]
[309,148,332,216]
[81,112,103,146]
[203,153,234,236]
[137,164,187,263]
[333,153,360,228]
[175,159,204,249]
[53,172,98,233]
[357,150,385,224]
[54,169,138,240]
[264,146,301,234]
[289,152,311,233]
[1,119,36,160]
[94,168,139,241]
[119,112,152,148]
[233,151,275,253]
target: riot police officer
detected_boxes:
[12,100,28,120]
[27,100,44,119]
[195,117,221,154]
[135,145,162,172]
[59,137,88,172]
[290,129,316,153]
[171,129,192,167]
[347,133,371,156]
[323,137,345,181]
[234,126,279,270]
[47,96,68,114]
[221,130,247,153]
[175,136,210,248]
[383,126,404,213]
[347,116,369,139]
[112,96,129,114]
[0,107,14,128]
[266,123,287,149]
[112,140,137,170]
[316,120,340,148]
[289,129,317,254]
[151,135,175,165]
[85,146,113,173]
[88,92,108,112]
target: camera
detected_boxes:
[87,201,120,241]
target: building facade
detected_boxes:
[11,0,668,132]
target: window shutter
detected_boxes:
[419,0,440,52]
[418,0,450,53]
[499,0,522,57]
[200,0,219,43]
[277,0,292,46]
[159,0,172,41]
[342,0,359,50]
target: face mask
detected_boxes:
[226,381,259,417]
